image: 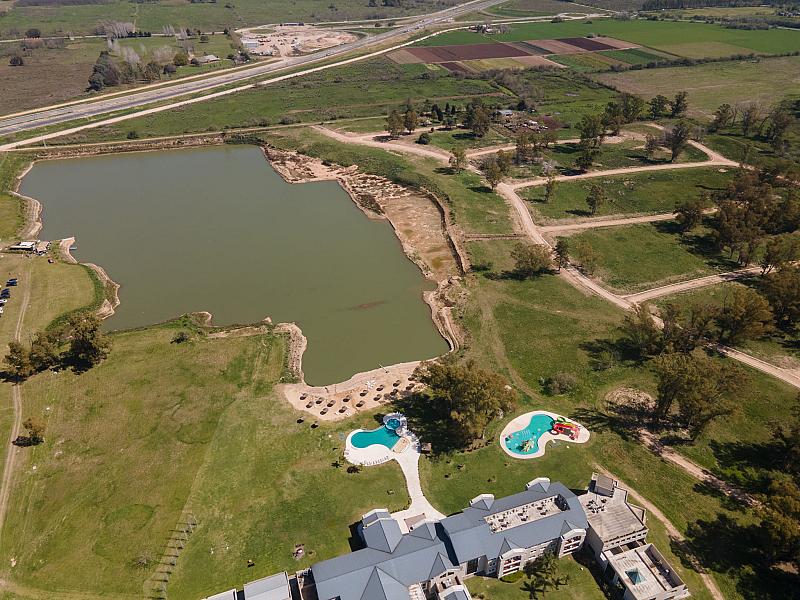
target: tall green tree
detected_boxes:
[585,183,607,215]
[413,358,517,445]
[666,121,691,162]
[386,109,403,138]
[715,287,774,345]
[554,239,569,272]
[711,103,735,131]
[511,243,552,278]
[649,94,669,119]
[66,314,110,369]
[449,146,467,172]
[670,91,689,117]
[675,196,707,232]
[403,109,418,134]
[764,266,800,331]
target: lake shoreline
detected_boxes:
[13,138,462,403]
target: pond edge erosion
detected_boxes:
[13,137,464,416]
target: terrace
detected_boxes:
[605,544,689,600]
[483,494,567,532]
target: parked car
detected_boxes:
[0,306,5,314]
[0,299,7,305]
[6,278,17,286]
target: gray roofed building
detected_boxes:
[243,571,291,600]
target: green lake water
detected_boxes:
[21,145,448,385]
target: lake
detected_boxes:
[21,145,448,385]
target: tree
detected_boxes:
[715,287,774,345]
[511,242,552,278]
[665,121,691,162]
[577,113,605,150]
[403,109,418,134]
[173,51,189,66]
[620,92,645,123]
[760,234,800,274]
[757,476,800,568]
[543,174,556,204]
[711,103,735,131]
[9,55,24,67]
[143,60,161,82]
[523,553,562,598]
[417,132,431,145]
[25,28,41,38]
[413,357,517,445]
[765,104,793,151]
[467,104,490,138]
[449,146,467,173]
[5,341,33,379]
[620,304,663,359]
[22,417,45,445]
[662,301,717,354]
[675,196,707,232]
[670,90,689,117]
[65,314,110,368]
[602,101,624,136]
[740,103,761,137]
[649,94,669,119]
[764,266,800,331]
[585,183,606,215]
[651,351,747,437]
[573,239,600,275]
[29,331,60,372]
[88,51,121,91]
[644,134,661,159]
[515,132,532,165]
[496,150,513,176]
[554,239,569,272]
[386,109,403,139]
[483,158,503,189]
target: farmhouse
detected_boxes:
[204,475,688,600]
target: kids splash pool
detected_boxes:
[500,410,590,459]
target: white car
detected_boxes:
[0,299,7,305]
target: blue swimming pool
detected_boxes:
[351,426,401,449]
[386,417,402,430]
[503,413,555,456]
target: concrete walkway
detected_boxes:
[391,450,446,530]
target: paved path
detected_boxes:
[593,466,725,600]
[391,450,446,528]
[0,265,32,547]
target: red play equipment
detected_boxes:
[552,420,580,440]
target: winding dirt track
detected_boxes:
[0,265,32,548]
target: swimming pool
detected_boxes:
[503,413,555,456]
[351,426,401,450]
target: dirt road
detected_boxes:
[0,266,32,547]
[623,267,761,303]
[540,211,679,234]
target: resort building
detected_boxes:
[204,476,689,600]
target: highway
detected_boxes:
[0,0,507,138]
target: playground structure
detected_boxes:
[552,417,580,440]
[500,410,591,459]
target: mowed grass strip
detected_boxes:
[565,223,727,292]
[523,168,734,220]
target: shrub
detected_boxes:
[545,372,578,395]
[9,55,24,67]
[126,130,139,139]
[171,331,190,344]
[500,571,524,583]
[417,132,431,145]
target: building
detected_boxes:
[8,241,36,252]
[204,476,689,600]
[196,54,220,64]
[581,474,689,600]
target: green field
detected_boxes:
[566,223,736,292]
[57,57,509,143]
[523,167,734,220]
[418,19,800,58]
[596,55,800,119]
[0,0,452,38]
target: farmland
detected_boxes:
[420,19,800,59]
[596,55,800,118]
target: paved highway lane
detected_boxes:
[0,0,506,137]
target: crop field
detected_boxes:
[596,55,800,119]
[0,0,457,38]
[420,19,800,59]
[0,34,238,113]
[523,167,734,220]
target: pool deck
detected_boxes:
[499,410,591,460]
[344,429,446,530]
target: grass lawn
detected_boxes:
[467,555,605,600]
[0,153,28,240]
[0,320,410,598]
[419,19,800,58]
[595,55,800,119]
[523,167,734,220]
[566,223,737,292]
[265,127,515,235]
[426,127,509,152]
